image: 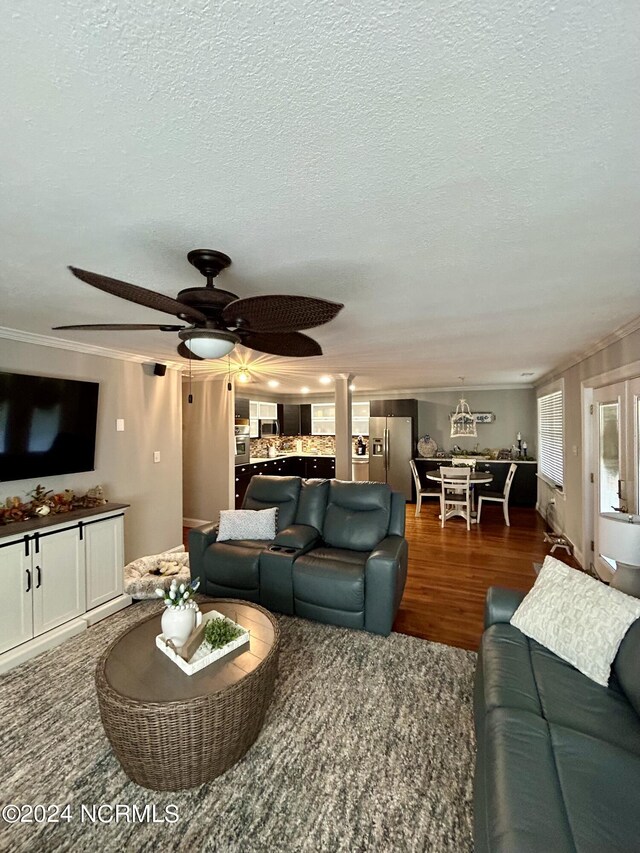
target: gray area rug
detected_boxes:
[0,602,476,853]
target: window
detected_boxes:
[537,385,564,489]
[311,402,370,436]
[250,401,278,438]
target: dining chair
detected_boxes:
[451,458,477,469]
[477,463,517,527]
[439,466,472,531]
[409,459,440,516]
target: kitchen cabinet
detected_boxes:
[304,456,336,479]
[300,404,312,435]
[235,398,250,420]
[235,456,336,506]
[0,505,129,671]
[370,398,418,419]
[278,404,302,436]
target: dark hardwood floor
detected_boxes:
[395,501,580,651]
[184,502,580,654]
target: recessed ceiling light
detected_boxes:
[301,386,310,394]
[267,380,279,388]
[319,375,332,385]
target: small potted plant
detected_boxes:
[156,577,201,649]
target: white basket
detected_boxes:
[156,609,250,676]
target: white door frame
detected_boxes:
[581,358,640,575]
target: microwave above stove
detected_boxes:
[259,418,280,437]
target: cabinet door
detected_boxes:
[32,527,86,636]
[280,405,301,436]
[300,404,312,435]
[85,516,124,610]
[235,398,250,419]
[305,457,336,479]
[0,541,33,654]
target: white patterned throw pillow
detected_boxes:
[511,555,640,686]
[217,508,278,542]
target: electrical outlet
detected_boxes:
[153,451,161,463]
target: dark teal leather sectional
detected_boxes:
[189,476,408,635]
[475,586,640,853]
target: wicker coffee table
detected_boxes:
[95,599,280,790]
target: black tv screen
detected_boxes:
[0,372,99,482]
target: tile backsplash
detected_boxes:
[250,435,336,457]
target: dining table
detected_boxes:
[425,468,494,524]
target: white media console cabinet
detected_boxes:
[0,503,131,674]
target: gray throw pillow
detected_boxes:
[217,508,278,542]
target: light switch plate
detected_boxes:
[153,451,161,463]
[116,419,125,431]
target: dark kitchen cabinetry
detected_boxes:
[370,398,418,419]
[278,404,302,436]
[234,456,336,507]
[235,397,250,420]
[304,456,335,479]
[300,404,312,435]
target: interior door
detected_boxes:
[592,379,640,580]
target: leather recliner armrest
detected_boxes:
[273,524,320,552]
[484,586,526,629]
[364,535,408,636]
[188,523,219,585]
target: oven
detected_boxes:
[234,418,250,464]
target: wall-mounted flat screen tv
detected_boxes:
[0,372,99,482]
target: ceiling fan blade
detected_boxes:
[223,294,343,333]
[52,324,186,331]
[68,267,208,324]
[238,330,322,357]
[177,342,204,361]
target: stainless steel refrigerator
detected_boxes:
[368,416,413,500]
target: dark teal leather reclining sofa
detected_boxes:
[475,586,640,853]
[189,475,408,636]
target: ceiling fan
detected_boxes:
[53,249,344,360]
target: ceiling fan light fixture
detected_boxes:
[179,328,239,359]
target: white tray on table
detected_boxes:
[156,608,250,676]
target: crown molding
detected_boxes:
[0,327,183,371]
[535,314,640,388]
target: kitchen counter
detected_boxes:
[413,457,537,464]
[246,453,335,465]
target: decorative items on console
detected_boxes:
[0,484,107,525]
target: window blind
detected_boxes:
[538,390,564,488]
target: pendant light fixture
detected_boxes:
[450,377,477,438]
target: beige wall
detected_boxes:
[0,339,183,561]
[182,376,235,523]
[536,326,640,565]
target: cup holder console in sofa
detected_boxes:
[189,475,408,636]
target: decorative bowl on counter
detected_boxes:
[417,435,437,458]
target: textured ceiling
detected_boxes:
[1,0,639,394]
